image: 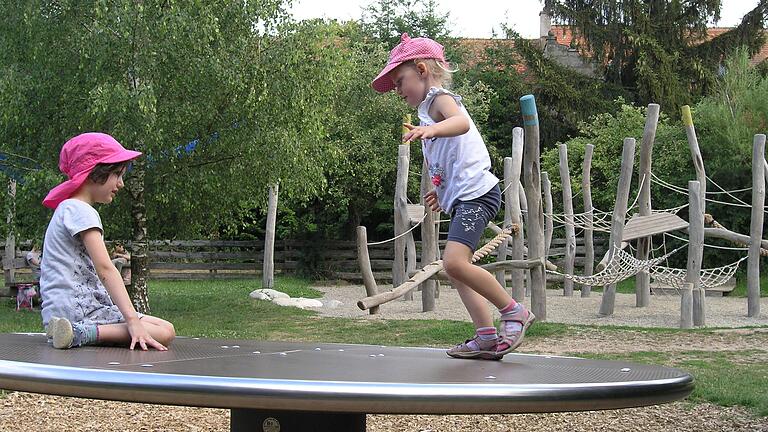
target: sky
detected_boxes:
[289,0,761,39]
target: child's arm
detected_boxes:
[402,94,470,142]
[81,229,165,350]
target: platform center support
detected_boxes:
[230,408,366,432]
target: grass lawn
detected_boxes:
[1,276,766,417]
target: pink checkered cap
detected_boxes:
[371,33,446,93]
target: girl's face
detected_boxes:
[389,63,429,108]
[90,169,126,205]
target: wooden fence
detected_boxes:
[3,236,607,286]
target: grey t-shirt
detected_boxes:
[40,199,123,326]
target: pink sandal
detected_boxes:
[496,305,536,356]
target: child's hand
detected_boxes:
[127,319,167,351]
[403,123,438,142]
[424,190,442,212]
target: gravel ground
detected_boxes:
[1,392,766,432]
[2,284,767,431]
[314,283,768,328]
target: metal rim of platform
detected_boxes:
[0,358,693,415]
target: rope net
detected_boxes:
[547,245,681,286]
[649,257,747,290]
[544,210,613,233]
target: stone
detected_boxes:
[322,299,343,309]
[248,288,290,301]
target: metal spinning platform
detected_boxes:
[0,333,693,432]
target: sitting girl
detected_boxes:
[40,132,175,350]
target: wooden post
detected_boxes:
[356,226,379,314]
[507,128,526,300]
[495,159,511,290]
[541,172,554,258]
[393,144,410,297]
[3,179,16,288]
[518,181,532,296]
[581,144,595,297]
[682,106,706,213]
[558,144,576,296]
[687,181,705,326]
[748,134,766,317]
[420,159,437,312]
[520,94,547,320]
[635,104,660,308]
[680,282,693,329]
[598,138,636,317]
[262,183,278,290]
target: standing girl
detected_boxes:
[372,34,534,360]
[40,132,175,350]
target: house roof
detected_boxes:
[549,25,768,65]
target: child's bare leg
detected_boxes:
[452,278,493,328]
[98,315,176,348]
[443,241,513,309]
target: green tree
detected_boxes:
[541,100,690,219]
[0,1,352,311]
[545,0,767,109]
[361,0,451,47]
[693,48,768,238]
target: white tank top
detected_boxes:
[418,87,499,214]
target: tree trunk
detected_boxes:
[126,155,150,314]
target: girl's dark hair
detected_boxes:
[88,161,130,185]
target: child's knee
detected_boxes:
[162,322,176,343]
[153,322,176,345]
[443,255,469,278]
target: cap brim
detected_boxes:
[42,170,91,209]
[100,149,142,164]
[371,61,403,93]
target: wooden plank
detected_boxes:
[149,240,260,248]
[150,251,258,260]
[149,272,258,280]
[622,213,688,241]
[150,262,257,271]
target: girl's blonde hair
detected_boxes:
[410,58,456,89]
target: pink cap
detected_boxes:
[42,132,142,209]
[371,33,446,93]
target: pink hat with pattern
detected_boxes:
[371,33,447,93]
[42,132,142,209]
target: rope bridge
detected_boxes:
[649,257,747,290]
[546,245,682,286]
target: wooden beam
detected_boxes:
[507,130,526,300]
[636,103,659,308]
[558,144,576,296]
[357,226,379,314]
[521,94,547,320]
[581,144,595,297]
[748,134,766,317]
[262,183,278,290]
[687,181,705,326]
[393,145,410,298]
[599,138,636,317]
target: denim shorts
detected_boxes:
[447,184,501,250]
